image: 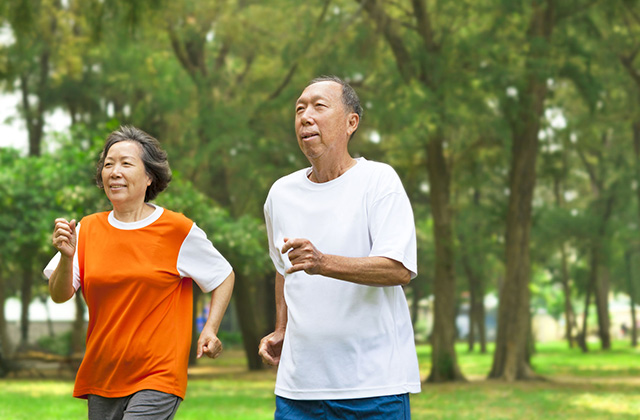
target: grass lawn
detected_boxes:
[1,340,639,419]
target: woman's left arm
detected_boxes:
[197,271,235,359]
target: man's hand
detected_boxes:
[282,237,324,275]
[197,330,223,359]
[258,330,284,366]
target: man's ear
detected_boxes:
[346,113,360,137]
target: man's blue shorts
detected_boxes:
[275,393,411,420]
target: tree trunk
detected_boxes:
[461,238,483,353]
[0,269,10,356]
[71,292,86,354]
[488,94,543,380]
[477,291,487,353]
[189,286,202,366]
[489,0,555,381]
[410,282,423,329]
[625,251,638,347]
[460,190,487,354]
[594,267,611,350]
[467,294,476,352]
[559,245,577,348]
[425,136,465,382]
[553,173,577,348]
[632,121,640,348]
[20,46,51,158]
[578,247,599,353]
[19,259,34,349]
[233,273,267,370]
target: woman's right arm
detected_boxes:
[49,218,77,303]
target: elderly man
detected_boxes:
[259,76,420,419]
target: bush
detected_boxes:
[36,331,72,356]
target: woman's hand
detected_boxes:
[52,218,77,259]
[197,330,223,359]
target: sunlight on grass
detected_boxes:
[0,380,73,397]
[1,341,639,419]
[571,392,640,416]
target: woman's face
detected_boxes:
[101,141,151,207]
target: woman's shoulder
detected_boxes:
[79,211,110,224]
[158,208,194,229]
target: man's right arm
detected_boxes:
[258,271,287,366]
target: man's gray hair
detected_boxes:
[308,75,363,139]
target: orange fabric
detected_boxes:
[75,210,194,399]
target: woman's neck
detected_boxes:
[112,202,155,223]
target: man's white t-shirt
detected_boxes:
[264,157,421,400]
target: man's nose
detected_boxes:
[300,108,314,125]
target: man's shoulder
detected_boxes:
[269,167,308,191]
[356,158,400,182]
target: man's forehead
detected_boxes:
[297,81,341,102]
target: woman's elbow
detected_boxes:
[50,291,74,304]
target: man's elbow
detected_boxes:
[396,269,411,286]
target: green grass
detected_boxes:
[1,341,639,419]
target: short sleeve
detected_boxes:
[177,223,233,293]
[368,175,418,279]
[264,202,285,276]
[42,223,82,291]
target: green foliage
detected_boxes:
[155,175,271,279]
[2,0,640,367]
[36,331,72,356]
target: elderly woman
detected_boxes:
[44,126,234,420]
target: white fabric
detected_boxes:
[264,157,421,400]
[43,204,231,293]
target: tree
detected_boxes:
[485,0,600,380]
[354,0,496,382]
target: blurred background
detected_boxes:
[0,0,639,382]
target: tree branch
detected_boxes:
[267,63,298,101]
[357,0,415,82]
[620,51,640,88]
[411,0,437,51]
[167,25,197,80]
[576,144,602,193]
[556,0,601,22]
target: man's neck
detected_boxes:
[308,156,357,183]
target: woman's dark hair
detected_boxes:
[96,126,172,202]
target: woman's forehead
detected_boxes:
[106,140,143,158]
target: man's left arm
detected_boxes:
[282,238,410,287]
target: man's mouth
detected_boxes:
[301,132,319,141]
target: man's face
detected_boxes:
[294,81,356,161]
